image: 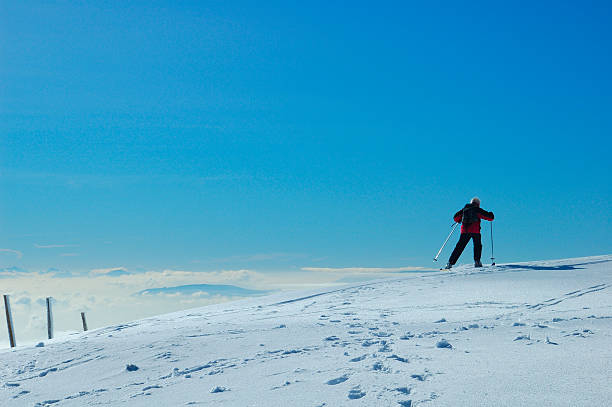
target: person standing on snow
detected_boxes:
[444,197,494,269]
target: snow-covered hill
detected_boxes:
[1,256,611,406]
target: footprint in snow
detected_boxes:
[64,390,94,400]
[349,354,367,362]
[372,361,390,372]
[410,372,432,381]
[271,381,293,390]
[545,337,559,345]
[388,354,409,363]
[156,352,173,360]
[371,331,392,338]
[34,400,61,406]
[361,339,379,347]
[39,367,58,377]
[395,387,411,395]
[326,375,349,385]
[12,390,30,399]
[378,340,393,352]
[347,386,366,399]
[436,339,452,349]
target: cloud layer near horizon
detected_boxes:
[0,272,312,347]
[301,266,427,273]
[0,248,23,259]
[0,263,429,347]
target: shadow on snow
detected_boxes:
[498,259,611,272]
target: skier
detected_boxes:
[444,197,494,269]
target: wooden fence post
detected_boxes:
[3,295,16,348]
[81,312,88,331]
[46,297,54,340]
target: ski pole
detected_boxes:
[490,222,496,266]
[433,222,459,262]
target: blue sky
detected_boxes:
[1,0,611,278]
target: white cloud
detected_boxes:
[0,248,23,259]
[34,244,79,249]
[15,296,31,306]
[301,266,426,273]
[0,266,28,277]
[90,267,129,276]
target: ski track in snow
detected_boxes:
[1,255,611,406]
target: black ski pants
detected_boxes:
[448,233,482,265]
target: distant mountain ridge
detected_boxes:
[136,284,270,297]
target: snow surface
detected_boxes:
[1,256,611,406]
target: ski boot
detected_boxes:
[474,260,483,268]
[443,262,453,270]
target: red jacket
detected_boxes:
[453,204,494,234]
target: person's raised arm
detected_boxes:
[453,209,463,223]
[478,208,494,221]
